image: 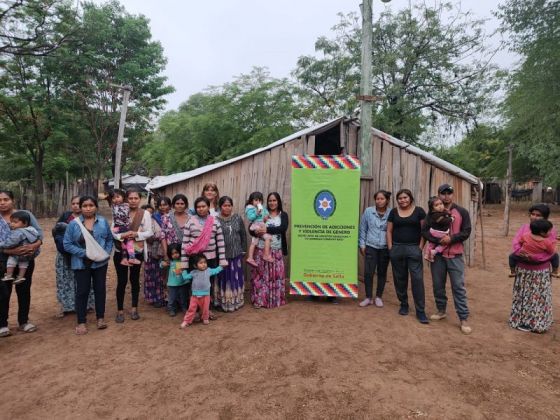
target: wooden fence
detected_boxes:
[14,179,97,217]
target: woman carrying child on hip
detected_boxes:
[423,196,454,262]
[245,192,273,266]
[110,189,140,266]
[1,211,40,284]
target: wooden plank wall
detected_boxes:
[155,121,479,266]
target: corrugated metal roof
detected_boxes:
[146,117,343,190]
[146,117,480,190]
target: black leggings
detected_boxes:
[114,252,143,311]
[75,264,107,324]
[0,259,34,328]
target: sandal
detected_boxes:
[208,311,218,321]
[18,323,37,333]
[97,319,107,330]
[75,324,88,335]
[130,310,140,320]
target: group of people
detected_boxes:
[358,184,472,334]
[48,183,289,334]
[0,179,556,337]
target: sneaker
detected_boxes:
[18,323,37,333]
[460,321,472,335]
[430,312,447,321]
[202,319,210,325]
[13,277,26,285]
[115,313,125,323]
[374,297,384,307]
[359,298,372,307]
[0,327,11,337]
[398,306,409,316]
[417,312,429,324]
[168,310,177,317]
[1,275,14,282]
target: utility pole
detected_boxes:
[114,85,132,190]
[503,143,513,236]
[359,0,391,176]
[359,0,374,177]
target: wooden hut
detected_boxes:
[146,117,481,265]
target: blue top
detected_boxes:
[358,207,391,249]
[245,205,269,223]
[0,210,43,262]
[161,260,189,287]
[63,215,113,270]
[183,266,223,296]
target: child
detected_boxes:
[111,189,140,266]
[245,191,273,266]
[423,196,453,262]
[509,219,558,277]
[161,243,188,316]
[1,211,40,284]
[180,254,223,327]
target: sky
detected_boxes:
[112,0,517,112]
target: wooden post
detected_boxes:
[359,0,374,177]
[114,86,132,190]
[503,143,513,236]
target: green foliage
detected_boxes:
[293,3,497,144]
[434,125,538,181]
[141,68,302,174]
[498,0,560,185]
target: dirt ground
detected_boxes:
[1,204,559,419]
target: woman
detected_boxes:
[386,189,428,324]
[53,195,94,317]
[153,196,171,227]
[251,192,288,309]
[201,183,220,216]
[181,197,227,318]
[0,190,43,337]
[143,200,167,308]
[63,196,113,335]
[112,188,153,322]
[216,196,247,311]
[358,190,392,308]
[162,194,190,246]
[509,204,556,333]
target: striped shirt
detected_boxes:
[181,215,226,266]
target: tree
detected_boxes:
[497,0,560,184]
[141,67,302,174]
[293,2,497,143]
[0,0,77,56]
[57,0,174,189]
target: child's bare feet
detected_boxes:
[180,321,188,329]
[120,259,131,266]
[129,259,142,265]
[202,319,209,325]
[246,258,258,267]
[263,255,274,263]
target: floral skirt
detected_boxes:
[509,267,553,333]
[250,247,286,309]
[214,255,245,312]
[55,252,94,312]
[143,257,165,305]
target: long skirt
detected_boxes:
[250,247,286,309]
[215,255,245,312]
[55,252,94,312]
[143,257,165,305]
[509,267,553,333]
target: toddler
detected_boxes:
[161,243,189,316]
[509,219,558,277]
[111,189,139,266]
[423,196,453,262]
[245,191,273,266]
[1,211,40,284]
[180,254,223,328]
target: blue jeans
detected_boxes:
[167,285,188,313]
[430,254,469,320]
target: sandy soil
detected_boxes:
[0,204,559,419]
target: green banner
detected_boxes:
[289,155,361,298]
